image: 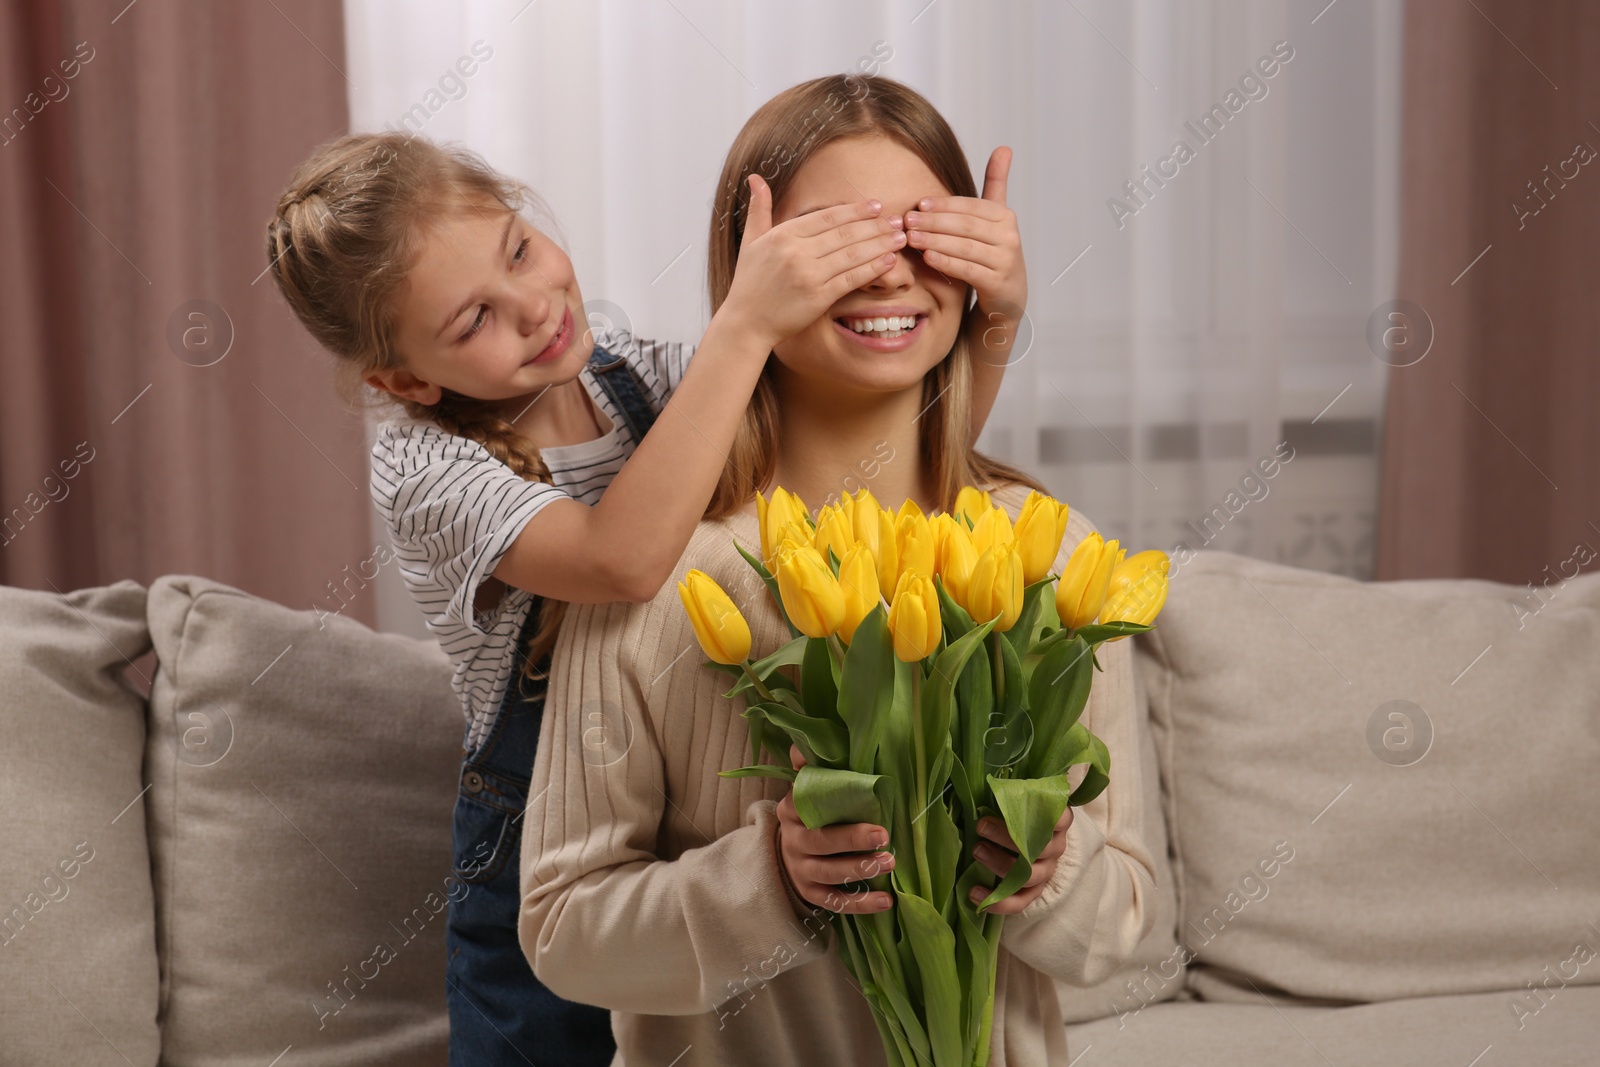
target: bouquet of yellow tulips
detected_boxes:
[677,486,1168,1067]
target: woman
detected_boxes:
[518,75,1157,1065]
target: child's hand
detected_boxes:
[720,175,907,351]
[906,146,1027,367]
[775,744,896,914]
[967,805,1074,915]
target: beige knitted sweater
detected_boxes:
[519,482,1157,1065]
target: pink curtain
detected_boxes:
[1376,0,1600,583]
[0,0,376,624]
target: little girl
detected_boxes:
[265,130,1024,1065]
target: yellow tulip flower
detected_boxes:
[836,542,881,644]
[1013,491,1070,585]
[676,569,752,665]
[773,542,847,639]
[936,518,978,606]
[969,506,1016,557]
[1100,563,1168,635]
[843,491,888,582]
[1055,533,1123,630]
[894,510,936,592]
[929,512,959,566]
[757,487,811,567]
[954,486,992,528]
[964,543,1024,632]
[888,569,941,662]
[813,503,854,567]
[772,519,813,565]
[844,488,885,543]
[1105,549,1171,600]
[871,508,899,598]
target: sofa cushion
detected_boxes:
[1054,640,1184,1022]
[1062,984,1600,1065]
[145,575,463,1066]
[0,580,160,1067]
[1143,550,1600,1004]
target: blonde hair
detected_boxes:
[704,74,1047,518]
[266,132,567,678]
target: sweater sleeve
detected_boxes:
[517,591,833,1015]
[995,509,1160,987]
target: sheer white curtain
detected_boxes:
[344,0,1400,636]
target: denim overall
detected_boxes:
[445,340,658,1067]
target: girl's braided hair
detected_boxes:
[266,132,569,678]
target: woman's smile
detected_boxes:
[832,306,928,351]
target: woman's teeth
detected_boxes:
[843,315,919,339]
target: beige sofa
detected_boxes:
[3,553,1596,1065]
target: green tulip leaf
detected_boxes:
[927,744,954,803]
[954,860,999,1064]
[932,574,975,640]
[801,635,843,725]
[995,631,1023,714]
[1068,733,1112,807]
[762,702,849,768]
[1050,721,1094,766]
[984,707,1033,778]
[1002,576,1056,658]
[838,605,897,774]
[1024,635,1093,779]
[976,774,1072,911]
[717,764,798,782]
[742,704,769,767]
[875,660,919,855]
[792,765,897,832]
[839,919,920,1067]
[1028,703,1105,786]
[893,920,922,1012]
[740,694,805,769]
[949,753,978,829]
[924,617,999,782]
[984,634,1032,775]
[720,633,807,700]
[770,686,807,717]
[921,793,962,919]
[859,919,933,1063]
[895,893,964,1067]
[1032,582,1063,639]
[1023,625,1073,661]
[953,633,995,811]
[734,540,801,640]
[1072,621,1151,645]
[754,634,809,674]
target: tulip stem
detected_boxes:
[990,632,1005,703]
[739,662,776,704]
[909,667,932,899]
[826,633,846,671]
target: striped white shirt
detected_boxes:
[369,328,693,751]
